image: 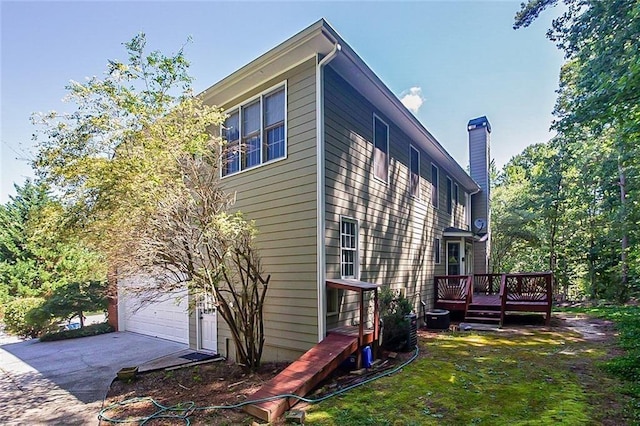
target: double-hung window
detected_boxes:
[242,101,261,169]
[264,89,285,161]
[222,112,240,175]
[409,145,420,198]
[340,218,358,279]
[221,85,286,177]
[431,164,439,208]
[373,115,389,182]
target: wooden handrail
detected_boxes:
[499,274,507,326]
[464,275,473,313]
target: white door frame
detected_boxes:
[446,240,463,275]
[196,290,218,353]
[198,307,217,353]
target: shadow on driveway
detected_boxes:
[0,331,187,425]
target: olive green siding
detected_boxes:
[210,58,319,362]
[323,66,468,327]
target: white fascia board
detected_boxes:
[201,20,336,107]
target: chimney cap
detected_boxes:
[467,116,491,133]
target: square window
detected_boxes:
[220,84,286,176]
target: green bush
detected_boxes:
[39,322,114,341]
[380,287,413,351]
[4,297,49,338]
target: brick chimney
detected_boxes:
[468,116,491,274]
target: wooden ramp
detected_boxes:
[244,333,358,422]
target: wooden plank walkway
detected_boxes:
[244,332,359,422]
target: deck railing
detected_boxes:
[473,273,502,295]
[434,272,554,325]
[499,272,553,325]
[433,275,473,312]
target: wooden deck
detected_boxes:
[244,329,372,422]
[434,273,553,325]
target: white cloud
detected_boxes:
[400,87,425,114]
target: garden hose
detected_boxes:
[98,345,420,425]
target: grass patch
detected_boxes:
[305,327,626,425]
[39,322,114,341]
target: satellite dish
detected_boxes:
[474,218,487,231]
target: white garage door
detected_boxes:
[119,280,189,344]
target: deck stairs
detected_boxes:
[244,332,359,422]
[465,301,501,324]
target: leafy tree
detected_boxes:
[513,0,640,300]
[32,34,270,370]
[0,181,105,305]
[29,280,107,328]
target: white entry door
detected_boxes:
[200,307,217,352]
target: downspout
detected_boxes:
[316,43,341,342]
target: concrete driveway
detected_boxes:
[0,331,187,425]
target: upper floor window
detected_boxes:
[340,217,359,279]
[431,164,439,208]
[409,145,420,198]
[446,177,453,214]
[222,112,240,175]
[221,85,286,177]
[373,115,389,183]
[465,192,471,229]
[454,183,459,206]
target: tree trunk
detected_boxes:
[618,158,629,297]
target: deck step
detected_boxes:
[467,309,501,315]
[468,305,501,311]
[464,316,501,323]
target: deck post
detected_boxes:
[373,288,379,357]
[358,290,364,369]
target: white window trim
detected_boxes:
[372,113,389,184]
[431,163,439,209]
[340,216,360,279]
[434,237,441,264]
[220,81,288,178]
[409,145,420,199]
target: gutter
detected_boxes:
[315,42,341,343]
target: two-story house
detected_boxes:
[115,19,491,363]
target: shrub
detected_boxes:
[39,322,114,341]
[4,297,49,338]
[380,287,413,351]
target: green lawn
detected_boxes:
[305,311,634,425]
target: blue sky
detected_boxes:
[0,1,564,203]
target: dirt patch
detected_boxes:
[553,312,618,342]
[100,360,289,425]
